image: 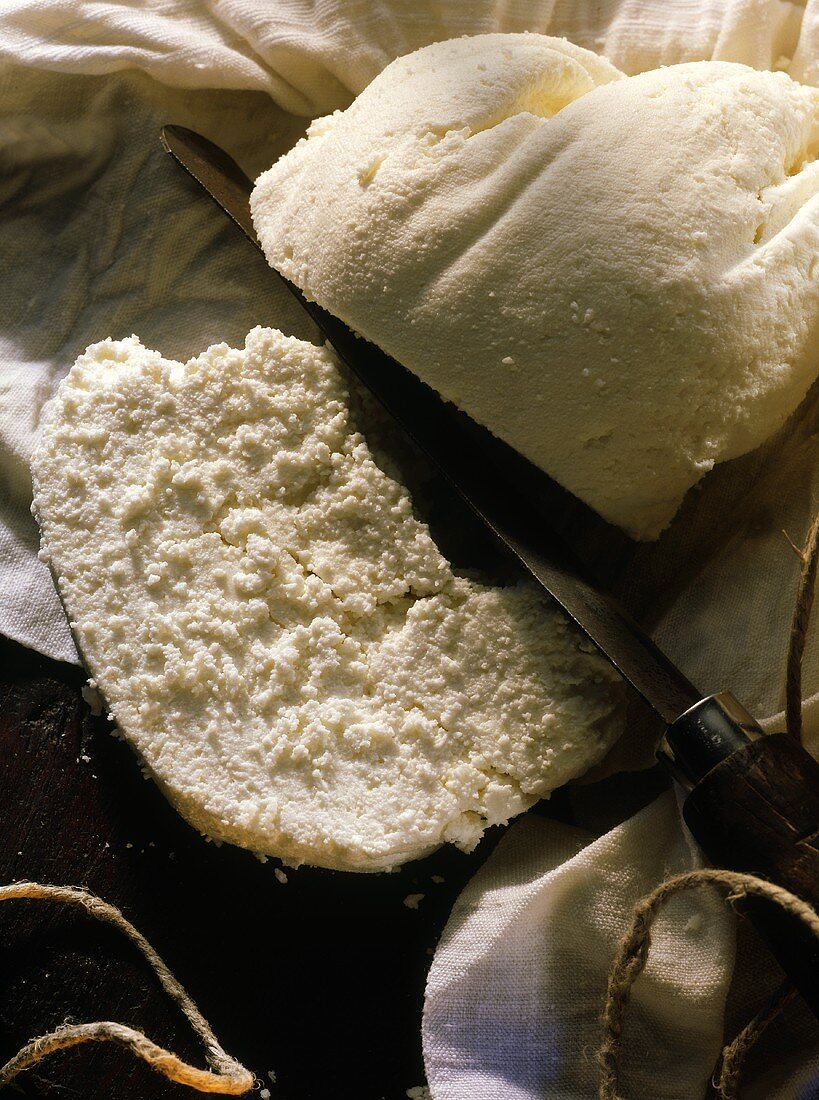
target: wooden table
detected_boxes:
[0,407,754,1100]
[0,634,517,1100]
[8,291,818,1098]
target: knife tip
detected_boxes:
[159,124,193,154]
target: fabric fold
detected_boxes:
[423,793,735,1100]
[2,3,819,1097]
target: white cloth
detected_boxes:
[0,61,318,662]
[424,793,734,1100]
[424,787,819,1100]
[1,2,819,1097]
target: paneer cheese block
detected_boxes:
[32,327,623,871]
[251,34,819,539]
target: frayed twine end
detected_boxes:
[0,882,255,1095]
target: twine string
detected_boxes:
[785,510,819,744]
[598,872,819,1100]
[0,882,254,1095]
[7,529,819,1098]
[714,980,797,1099]
[598,511,819,1100]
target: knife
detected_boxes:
[161,124,819,1013]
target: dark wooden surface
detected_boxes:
[0,406,790,1100]
[0,294,665,1100]
[0,634,526,1100]
[9,276,819,1099]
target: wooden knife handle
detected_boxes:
[682,732,819,1014]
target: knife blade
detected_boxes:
[161,123,819,1013]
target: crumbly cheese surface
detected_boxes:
[251,34,819,539]
[32,328,622,871]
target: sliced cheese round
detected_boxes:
[32,327,623,871]
[251,34,819,539]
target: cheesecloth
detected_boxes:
[1,2,818,1096]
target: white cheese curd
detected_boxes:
[32,328,622,871]
[251,34,819,539]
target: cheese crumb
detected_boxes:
[81,682,105,715]
[403,893,425,910]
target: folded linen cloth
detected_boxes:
[424,793,734,1100]
[1,2,819,1097]
[424,787,819,1099]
